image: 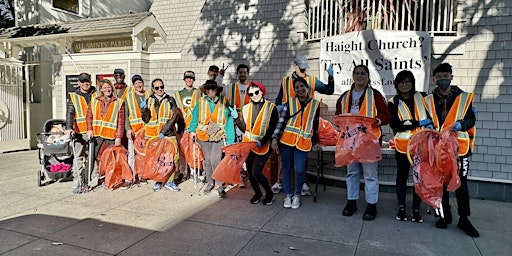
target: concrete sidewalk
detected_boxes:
[0,150,510,256]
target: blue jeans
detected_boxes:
[279,144,308,197]
[346,161,379,204]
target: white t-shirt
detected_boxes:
[350,88,364,115]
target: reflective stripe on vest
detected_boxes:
[340,87,381,138]
[281,75,316,104]
[227,82,251,112]
[69,92,96,134]
[125,89,148,133]
[90,97,121,140]
[280,97,320,152]
[242,100,275,155]
[145,97,173,138]
[392,92,428,154]
[174,88,200,128]
[425,92,475,156]
[196,95,227,141]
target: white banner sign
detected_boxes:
[320,29,431,96]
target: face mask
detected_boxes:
[436,79,451,90]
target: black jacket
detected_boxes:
[388,92,429,134]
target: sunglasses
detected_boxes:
[153,85,164,90]
[248,90,260,97]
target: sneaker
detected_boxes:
[457,218,480,237]
[396,207,407,221]
[262,194,275,205]
[203,183,214,195]
[153,182,162,191]
[411,208,423,223]
[139,178,148,185]
[435,215,452,229]
[363,203,377,221]
[301,183,311,196]
[271,182,283,194]
[291,195,301,209]
[250,194,262,204]
[120,181,131,190]
[164,181,181,192]
[342,200,357,216]
[217,186,227,198]
[283,196,292,208]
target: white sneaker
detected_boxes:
[283,196,292,208]
[272,182,283,194]
[291,195,301,209]
[301,183,311,196]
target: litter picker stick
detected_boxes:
[65,47,81,74]
[87,138,95,187]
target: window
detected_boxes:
[53,0,79,14]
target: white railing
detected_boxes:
[307,0,457,41]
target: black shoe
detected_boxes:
[457,219,480,237]
[363,203,377,221]
[396,207,407,221]
[435,214,452,229]
[217,186,227,198]
[250,194,262,204]
[203,183,214,195]
[342,200,357,216]
[262,194,275,205]
[411,208,423,223]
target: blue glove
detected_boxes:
[158,133,164,139]
[139,100,146,108]
[453,122,462,132]
[419,119,432,127]
[276,105,284,112]
[426,124,434,130]
[327,63,334,77]
[472,106,477,117]
[256,141,262,148]
[229,107,238,119]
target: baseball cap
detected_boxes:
[294,56,310,69]
[78,73,91,82]
[131,74,143,84]
[114,68,125,75]
[183,71,195,80]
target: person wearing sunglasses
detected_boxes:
[142,78,183,192]
[233,81,278,205]
[188,80,235,198]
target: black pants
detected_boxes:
[246,150,272,197]
[441,157,471,217]
[395,151,421,209]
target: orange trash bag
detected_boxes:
[408,129,443,210]
[134,129,149,156]
[436,128,461,192]
[98,145,132,190]
[212,142,257,184]
[318,117,340,146]
[140,137,177,182]
[134,153,146,176]
[332,115,382,167]
[179,131,204,169]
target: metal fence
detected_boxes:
[307,0,457,41]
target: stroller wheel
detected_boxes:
[38,170,45,187]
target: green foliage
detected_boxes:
[0,0,14,29]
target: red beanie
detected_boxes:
[249,81,266,96]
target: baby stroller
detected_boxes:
[36,119,73,186]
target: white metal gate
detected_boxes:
[0,58,30,152]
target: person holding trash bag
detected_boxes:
[86,79,125,188]
[233,81,278,205]
[425,63,479,237]
[271,77,322,209]
[65,72,96,194]
[335,64,390,221]
[141,78,183,192]
[388,70,432,223]
[189,80,235,197]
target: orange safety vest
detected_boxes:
[425,92,476,156]
[174,88,201,128]
[145,97,173,138]
[226,82,251,112]
[90,97,122,140]
[69,91,96,134]
[339,87,381,138]
[280,97,320,152]
[281,75,316,104]
[242,100,275,155]
[389,92,428,154]
[196,95,227,142]
[125,89,149,133]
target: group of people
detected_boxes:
[63,57,479,238]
